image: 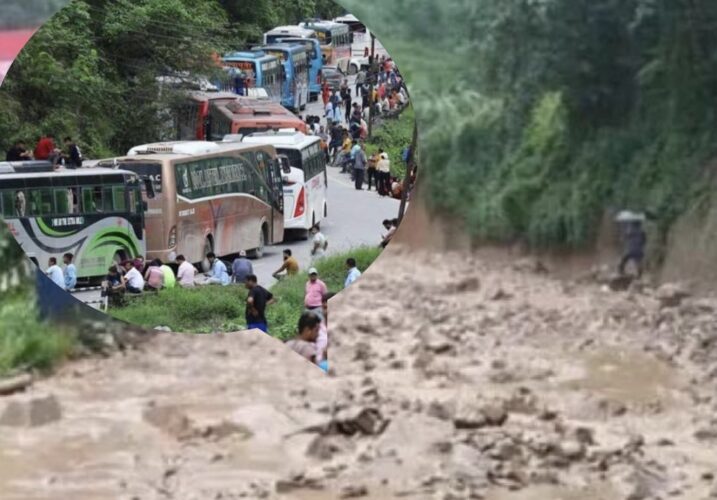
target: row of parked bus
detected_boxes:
[0,131,329,284]
[219,19,352,111]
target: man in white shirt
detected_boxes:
[310,225,328,261]
[175,254,197,287]
[344,257,362,289]
[122,260,144,294]
[46,257,65,289]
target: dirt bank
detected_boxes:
[2,242,717,499]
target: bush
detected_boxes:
[0,298,74,376]
[110,246,384,340]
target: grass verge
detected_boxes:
[110,246,383,340]
[366,105,415,179]
[0,294,75,377]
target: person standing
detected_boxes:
[317,291,335,370]
[272,249,299,280]
[232,250,253,284]
[6,140,32,161]
[376,150,391,196]
[304,267,328,316]
[355,68,367,96]
[176,254,197,287]
[344,257,362,289]
[340,80,352,123]
[205,252,230,286]
[352,141,368,190]
[367,150,379,191]
[322,80,330,107]
[122,260,145,294]
[310,225,328,261]
[244,274,275,333]
[285,312,321,364]
[46,257,65,289]
[618,220,647,278]
[62,137,83,168]
[63,253,77,291]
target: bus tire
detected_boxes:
[248,226,267,259]
[348,63,358,75]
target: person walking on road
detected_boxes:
[310,225,328,261]
[304,267,328,316]
[245,274,275,333]
[352,141,368,190]
[344,258,362,289]
[176,254,197,288]
[272,249,299,280]
[355,68,367,95]
[205,252,230,286]
[46,257,65,289]
[618,220,647,278]
[232,250,253,284]
[63,253,77,290]
[367,150,379,191]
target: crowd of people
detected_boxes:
[45,253,77,291]
[6,134,83,167]
[92,225,364,373]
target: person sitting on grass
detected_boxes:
[159,259,176,289]
[272,249,299,280]
[122,260,144,294]
[102,266,126,307]
[176,254,197,288]
[144,259,164,292]
[285,311,321,365]
[244,274,275,333]
[205,252,230,286]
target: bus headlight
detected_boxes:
[168,226,177,248]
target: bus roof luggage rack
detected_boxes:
[127,141,221,156]
[0,160,54,174]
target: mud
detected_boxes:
[2,244,717,499]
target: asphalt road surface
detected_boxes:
[72,67,402,309]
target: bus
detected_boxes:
[0,162,147,281]
[222,51,284,105]
[263,25,317,45]
[253,43,309,111]
[240,131,327,235]
[207,97,308,142]
[175,91,238,141]
[270,37,323,101]
[97,141,285,266]
[298,20,351,66]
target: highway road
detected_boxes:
[72,81,403,309]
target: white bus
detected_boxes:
[240,131,327,236]
[263,26,318,45]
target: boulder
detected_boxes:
[0,392,62,427]
[656,283,690,308]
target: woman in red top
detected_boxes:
[321,81,330,107]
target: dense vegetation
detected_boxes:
[345,0,717,257]
[0,0,344,157]
[111,246,382,339]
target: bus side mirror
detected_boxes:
[144,178,156,199]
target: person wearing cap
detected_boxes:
[272,249,299,280]
[232,250,253,284]
[304,267,328,316]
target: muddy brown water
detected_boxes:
[2,237,717,498]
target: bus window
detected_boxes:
[102,187,114,212]
[54,189,70,214]
[29,189,53,215]
[0,191,14,217]
[113,187,127,212]
[81,187,102,213]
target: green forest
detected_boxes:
[345,0,717,258]
[0,0,343,157]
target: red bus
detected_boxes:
[176,91,239,141]
[206,97,308,141]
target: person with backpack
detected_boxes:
[63,137,82,168]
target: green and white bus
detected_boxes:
[0,162,147,282]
